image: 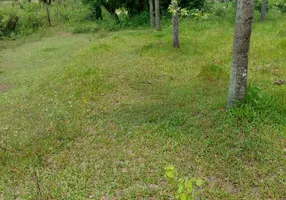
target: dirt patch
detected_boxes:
[0,84,11,94]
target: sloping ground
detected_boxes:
[0,16,286,199]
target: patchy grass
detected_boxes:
[0,13,286,199]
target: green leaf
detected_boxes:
[177,179,184,193]
[185,179,193,193]
[164,166,177,179]
[175,194,180,199]
[180,193,188,200]
[195,178,204,187]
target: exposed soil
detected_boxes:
[0,84,11,94]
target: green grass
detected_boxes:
[0,13,286,199]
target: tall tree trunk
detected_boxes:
[45,3,51,26]
[172,0,179,48]
[227,0,254,108]
[57,5,61,21]
[149,0,155,28]
[155,0,161,31]
[260,0,267,22]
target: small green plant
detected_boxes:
[164,166,204,200]
[191,9,209,22]
[168,0,189,17]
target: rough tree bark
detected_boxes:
[227,0,254,108]
[172,0,179,48]
[260,0,267,22]
[149,0,155,28]
[155,0,161,31]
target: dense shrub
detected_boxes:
[0,1,93,38]
[0,7,19,38]
[274,1,286,12]
[254,0,286,13]
[254,0,269,12]
[119,11,149,27]
[59,4,92,23]
[180,0,215,11]
[16,3,47,35]
[0,3,49,38]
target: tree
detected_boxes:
[171,0,179,48]
[149,0,155,28]
[45,3,51,26]
[227,0,254,108]
[260,0,267,21]
[39,0,52,26]
[155,0,161,31]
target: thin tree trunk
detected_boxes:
[155,0,161,31]
[227,0,254,108]
[57,5,61,21]
[149,0,155,28]
[71,0,74,10]
[45,3,51,26]
[172,0,179,48]
[260,0,267,22]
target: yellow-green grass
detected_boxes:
[0,13,285,199]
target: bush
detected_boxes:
[119,11,149,28]
[0,7,19,38]
[59,4,92,23]
[0,3,49,38]
[212,3,229,17]
[16,3,47,35]
[254,0,269,12]
[274,1,286,12]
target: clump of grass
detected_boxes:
[229,85,286,125]
[198,63,228,82]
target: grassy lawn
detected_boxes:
[0,13,286,199]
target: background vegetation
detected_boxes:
[1,0,285,39]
